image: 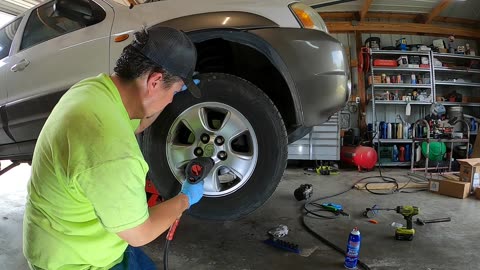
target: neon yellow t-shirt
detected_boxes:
[23,74,149,270]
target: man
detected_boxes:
[23,26,202,269]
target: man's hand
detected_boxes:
[180,180,204,208]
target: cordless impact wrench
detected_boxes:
[164,157,214,270]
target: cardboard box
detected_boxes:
[457,158,480,191]
[429,179,471,199]
[473,136,480,158]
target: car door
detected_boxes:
[4,0,114,143]
[0,16,24,145]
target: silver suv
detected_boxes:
[0,0,350,220]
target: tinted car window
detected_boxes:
[20,1,106,51]
[0,18,23,60]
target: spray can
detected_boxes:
[387,123,392,139]
[344,227,361,269]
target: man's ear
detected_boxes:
[146,71,164,96]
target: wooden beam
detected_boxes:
[355,31,367,133]
[433,16,480,26]
[355,182,428,190]
[423,0,453,24]
[359,0,373,21]
[326,21,480,39]
[366,12,417,21]
[318,12,357,20]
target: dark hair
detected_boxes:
[114,30,181,88]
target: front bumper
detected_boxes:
[249,28,351,127]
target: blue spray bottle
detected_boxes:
[344,227,361,269]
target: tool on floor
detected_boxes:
[294,184,313,201]
[268,224,289,238]
[164,157,214,270]
[363,205,419,241]
[415,217,451,226]
[263,237,301,254]
[303,161,339,175]
[321,202,349,216]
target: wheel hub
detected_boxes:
[166,102,258,197]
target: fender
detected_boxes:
[158,14,304,126]
[158,11,279,32]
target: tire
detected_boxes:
[142,73,287,220]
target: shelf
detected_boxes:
[435,81,480,87]
[373,100,432,105]
[412,138,470,143]
[435,67,480,74]
[374,138,412,143]
[373,83,432,88]
[376,161,411,167]
[440,102,480,107]
[433,53,480,61]
[372,50,430,56]
[372,67,431,72]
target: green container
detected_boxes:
[421,142,446,161]
[379,146,393,163]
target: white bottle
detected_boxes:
[387,123,392,139]
[416,146,422,162]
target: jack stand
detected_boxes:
[145,179,163,207]
[0,161,21,177]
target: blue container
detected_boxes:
[405,144,411,161]
[382,122,388,139]
[344,227,361,269]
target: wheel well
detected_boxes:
[194,38,298,133]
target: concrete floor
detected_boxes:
[1,161,479,270]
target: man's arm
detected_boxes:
[116,194,189,247]
[135,112,161,134]
[116,180,203,247]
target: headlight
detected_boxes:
[290,3,329,33]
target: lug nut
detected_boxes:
[201,134,210,143]
[194,147,204,157]
[215,136,225,146]
[217,151,228,161]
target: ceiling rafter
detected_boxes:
[419,0,454,24]
[326,21,480,39]
[359,0,373,21]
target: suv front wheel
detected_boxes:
[143,73,287,220]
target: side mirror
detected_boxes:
[53,0,95,25]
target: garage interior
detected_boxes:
[0,0,480,270]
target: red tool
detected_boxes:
[164,157,214,270]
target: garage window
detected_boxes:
[20,0,106,51]
[0,17,22,60]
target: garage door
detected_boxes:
[0,0,40,16]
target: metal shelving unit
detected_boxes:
[369,50,434,167]
[432,53,480,108]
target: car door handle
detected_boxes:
[10,59,30,72]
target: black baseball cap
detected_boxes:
[132,26,201,98]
